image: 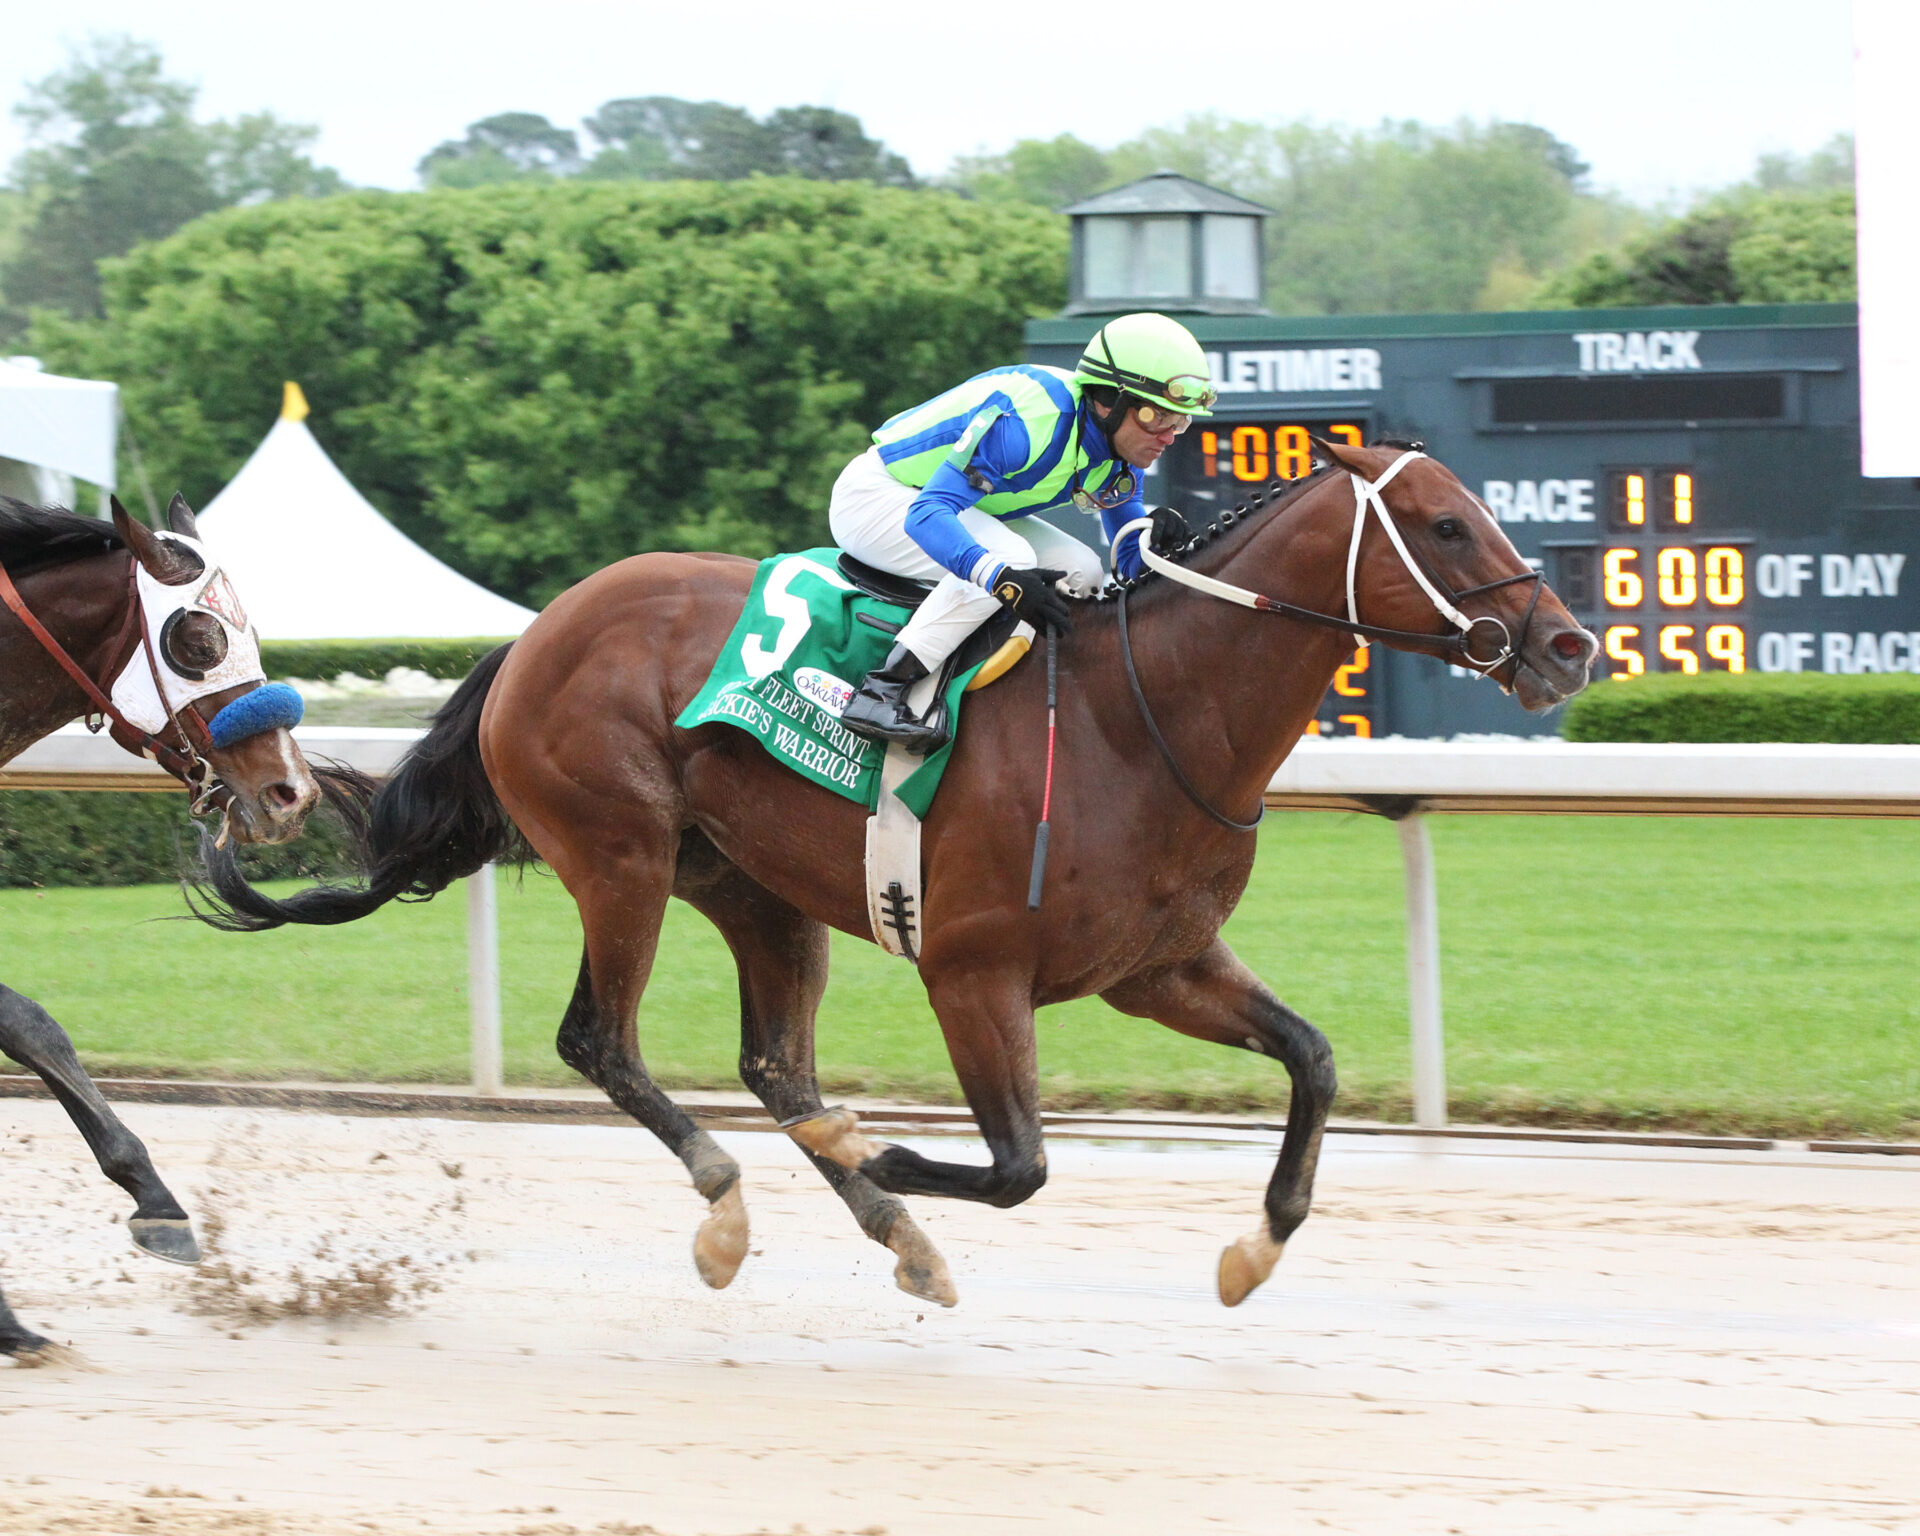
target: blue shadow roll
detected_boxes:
[207,681,305,749]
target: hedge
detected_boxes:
[1561,671,1920,743]
[261,637,510,682]
[0,788,355,889]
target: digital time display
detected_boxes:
[1161,418,1366,508]
[1546,469,1749,678]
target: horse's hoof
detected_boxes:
[692,1183,749,1290]
[1217,1230,1284,1308]
[129,1217,201,1266]
[784,1106,881,1171]
[6,1340,96,1371]
[886,1214,957,1308]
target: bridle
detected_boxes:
[0,551,231,816]
[1110,448,1545,833]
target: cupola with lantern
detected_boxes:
[1061,170,1273,317]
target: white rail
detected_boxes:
[8,727,1919,1120]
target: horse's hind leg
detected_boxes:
[673,834,955,1307]
[558,852,751,1290]
[1102,939,1336,1308]
[0,985,199,1265]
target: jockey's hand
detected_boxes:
[993,567,1073,632]
[1148,504,1192,555]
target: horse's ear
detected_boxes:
[166,492,200,541]
[1311,435,1368,473]
[112,494,199,585]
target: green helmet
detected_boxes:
[1073,313,1218,417]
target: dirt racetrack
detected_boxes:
[2,1099,1916,1535]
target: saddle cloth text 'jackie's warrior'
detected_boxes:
[674,549,986,817]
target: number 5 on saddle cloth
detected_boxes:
[674,547,1033,962]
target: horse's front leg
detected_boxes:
[0,1280,53,1360]
[785,970,1048,1210]
[1101,939,1337,1307]
[0,985,200,1265]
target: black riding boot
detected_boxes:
[840,643,951,756]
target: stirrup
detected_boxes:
[841,698,950,755]
[841,679,950,755]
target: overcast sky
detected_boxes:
[0,0,1856,206]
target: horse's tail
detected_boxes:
[189,644,527,933]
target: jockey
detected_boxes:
[832,311,1217,753]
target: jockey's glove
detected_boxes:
[1148,504,1192,555]
[993,566,1073,632]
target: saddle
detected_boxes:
[835,554,1031,694]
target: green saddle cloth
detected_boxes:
[674,549,984,818]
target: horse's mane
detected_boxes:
[1080,438,1429,620]
[0,496,124,576]
[1077,452,1346,622]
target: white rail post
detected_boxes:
[466,862,503,1096]
[1395,811,1447,1128]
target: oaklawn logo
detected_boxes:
[793,666,856,715]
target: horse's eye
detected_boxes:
[1434,517,1466,541]
[160,611,229,679]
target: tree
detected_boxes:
[418,112,583,188]
[1536,183,1856,308]
[1729,189,1856,303]
[32,180,1066,606]
[762,107,914,187]
[944,115,1623,314]
[0,37,342,337]
[948,134,1110,208]
[580,97,772,181]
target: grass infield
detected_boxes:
[2,813,1915,1140]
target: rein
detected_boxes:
[0,551,226,811]
[1108,449,1545,833]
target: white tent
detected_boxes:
[196,385,537,640]
[0,357,117,510]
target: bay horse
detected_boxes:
[0,494,321,1360]
[196,440,1594,1310]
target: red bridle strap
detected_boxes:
[0,553,210,787]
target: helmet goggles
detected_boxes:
[1083,327,1220,415]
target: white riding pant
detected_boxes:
[828,448,1104,671]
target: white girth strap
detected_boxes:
[1342,449,1465,647]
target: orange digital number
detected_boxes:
[1705,624,1746,672]
[1231,425,1268,482]
[1328,423,1363,447]
[1199,429,1219,475]
[1704,547,1744,606]
[1604,625,1645,679]
[1658,624,1700,674]
[1337,714,1372,738]
[1602,548,1643,608]
[1657,547,1697,607]
[1333,644,1370,697]
[1274,425,1314,480]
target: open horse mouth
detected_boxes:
[224,777,318,844]
[1512,623,1600,711]
[210,735,322,846]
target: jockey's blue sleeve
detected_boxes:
[901,412,1035,588]
[1100,484,1150,580]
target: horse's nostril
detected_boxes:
[266,781,301,811]
[1550,631,1588,661]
